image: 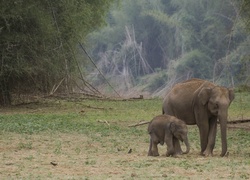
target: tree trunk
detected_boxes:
[0,79,11,106]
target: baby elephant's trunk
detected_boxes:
[183,137,190,154]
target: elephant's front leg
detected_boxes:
[165,136,174,157]
[173,137,183,155]
[197,119,209,155]
[203,118,217,156]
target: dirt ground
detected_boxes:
[0,127,250,180]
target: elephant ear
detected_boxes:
[228,88,235,102]
[169,122,176,133]
[198,87,212,105]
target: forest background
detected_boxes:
[1,0,250,105]
[87,0,250,97]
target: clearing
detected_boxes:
[0,95,249,179]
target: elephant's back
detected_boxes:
[164,79,214,104]
[148,115,172,133]
[172,79,210,94]
[148,115,166,127]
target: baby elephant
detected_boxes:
[148,114,190,157]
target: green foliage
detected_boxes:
[229,92,250,118]
[139,70,168,93]
[88,0,249,90]
[236,85,250,92]
[0,0,115,106]
[240,0,250,30]
[175,50,212,79]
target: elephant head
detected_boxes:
[169,121,190,154]
[197,85,235,156]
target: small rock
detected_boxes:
[50,161,58,166]
[131,173,137,177]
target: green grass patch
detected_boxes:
[229,92,250,119]
[0,113,125,136]
[0,98,162,135]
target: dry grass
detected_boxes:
[1,130,249,179]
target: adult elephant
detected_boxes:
[162,78,235,157]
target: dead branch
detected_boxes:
[46,90,104,98]
[82,104,112,110]
[49,77,65,95]
[228,126,250,131]
[97,120,110,126]
[70,44,103,96]
[129,118,250,127]
[227,119,250,124]
[78,42,121,98]
[128,121,150,127]
[130,95,144,99]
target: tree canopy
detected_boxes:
[87,0,250,94]
[0,0,115,105]
[1,0,250,103]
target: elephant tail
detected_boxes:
[147,121,152,134]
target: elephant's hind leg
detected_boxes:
[149,134,159,156]
[148,138,153,156]
[151,141,159,156]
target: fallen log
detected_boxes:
[129,95,144,100]
[128,118,250,127]
[228,126,250,131]
[227,119,250,124]
[82,104,113,110]
[128,121,150,127]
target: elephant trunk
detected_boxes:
[219,113,228,157]
[183,137,190,154]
